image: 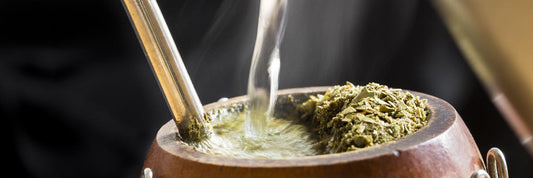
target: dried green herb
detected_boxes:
[178,115,211,143]
[298,82,429,153]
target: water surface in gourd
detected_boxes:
[194,104,321,159]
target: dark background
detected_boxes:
[1,0,531,177]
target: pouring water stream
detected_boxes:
[124,0,288,142]
[245,0,288,138]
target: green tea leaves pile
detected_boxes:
[299,82,429,153]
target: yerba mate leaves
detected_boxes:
[299,82,429,153]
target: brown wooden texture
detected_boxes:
[143,87,484,178]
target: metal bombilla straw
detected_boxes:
[122,0,208,142]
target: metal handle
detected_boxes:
[142,168,153,178]
[471,147,509,178]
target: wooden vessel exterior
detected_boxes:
[143,87,484,178]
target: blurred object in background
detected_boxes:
[433,0,533,154]
[0,0,531,177]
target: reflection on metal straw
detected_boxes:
[122,0,207,141]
